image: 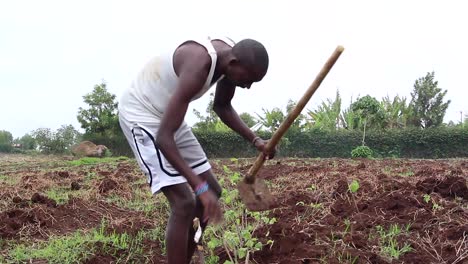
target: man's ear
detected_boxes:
[228,57,239,66]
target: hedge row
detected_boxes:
[194,127,468,159]
[0,144,13,153]
[85,127,468,159]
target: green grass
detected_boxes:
[106,188,169,218]
[68,156,128,166]
[7,219,150,264]
[45,187,87,205]
[398,170,414,177]
[375,224,413,260]
[0,175,19,185]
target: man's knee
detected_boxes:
[173,195,196,217]
[163,184,197,217]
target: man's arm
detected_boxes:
[155,62,208,191]
[213,78,258,143]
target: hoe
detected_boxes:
[238,45,345,211]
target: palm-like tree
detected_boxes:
[306,90,342,131]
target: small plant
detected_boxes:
[347,179,360,212]
[351,146,373,158]
[421,194,444,212]
[375,224,412,260]
[337,252,359,264]
[423,194,431,203]
[204,164,276,264]
[343,219,351,235]
[348,180,360,193]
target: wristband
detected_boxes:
[195,181,209,196]
[252,136,261,146]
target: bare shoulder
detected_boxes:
[173,41,211,77]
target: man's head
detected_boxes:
[225,39,269,88]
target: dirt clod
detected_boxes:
[31,192,57,207]
[98,178,118,193]
[57,171,69,178]
[71,181,81,190]
[417,176,468,199]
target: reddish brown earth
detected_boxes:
[0,155,467,263]
[227,158,468,264]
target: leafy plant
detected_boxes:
[348,180,360,193]
[375,224,412,260]
[423,194,431,203]
[306,90,342,131]
[351,146,373,158]
[380,95,411,129]
[204,163,276,264]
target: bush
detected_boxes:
[81,132,132,157]
[351,146,373,158]
[83,126,468,159]
[194,127,468,159]
[0,144,12,153]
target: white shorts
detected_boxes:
[119,114,211,195]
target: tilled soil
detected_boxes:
[0,155,467,264]
[230,158,468,264]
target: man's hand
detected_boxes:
[254,138,276,160]
[198,189,223,224]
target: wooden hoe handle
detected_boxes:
[246,45,345,182]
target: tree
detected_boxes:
[380,95,411,129]
[192,93,231,132]
[256,107,285,133]
[351,95,383,145]
[18,133,37,150]
[239,112,256,128]
[0,130,13,145]
[55,124,82,152]
[31,125,81,154]
[409,71,451,128]
[32,128,54,153]
[77,82,119,135]
[0,130,13,152]
[306,90,342,131]
[285,99,307,133]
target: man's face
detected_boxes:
[225,60,265,89]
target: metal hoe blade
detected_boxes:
[238,178,275,211]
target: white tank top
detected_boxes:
[119,36,236,123]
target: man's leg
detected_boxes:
[186,169,222,262]
[161,183,197,264]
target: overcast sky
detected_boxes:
[1,0,467,138]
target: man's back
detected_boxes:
[118,36,235,123]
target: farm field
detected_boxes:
[0,154,467,264]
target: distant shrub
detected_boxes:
[104,149,113,157]
[0,144,12,153]
[351,146,373,158]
